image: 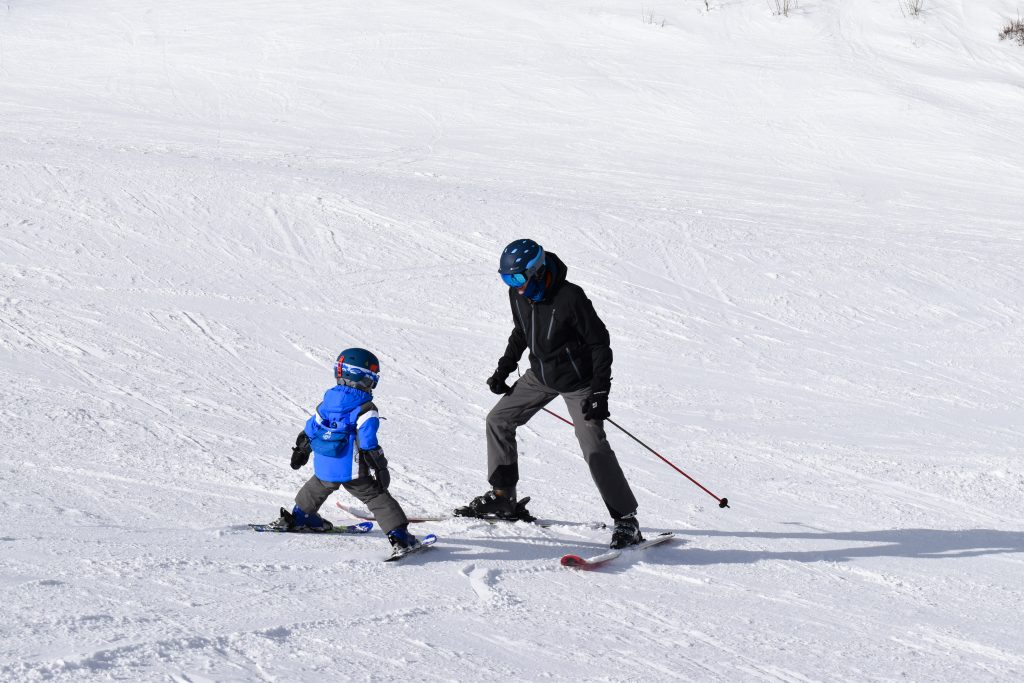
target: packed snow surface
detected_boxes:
[2,0,1023,680]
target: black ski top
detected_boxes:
[496,252,613,395]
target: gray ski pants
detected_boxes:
[295,475,408,534]
[486,369,638,520]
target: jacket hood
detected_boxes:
[319,384,372,419]
[511,250,567,303]
[524,251,567,302]
[545,251,567,292]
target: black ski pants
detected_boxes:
[295,475,408,534]
[485,369,638,520]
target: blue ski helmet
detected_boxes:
[334,348,380,391]
[498,239,546,288]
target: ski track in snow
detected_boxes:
[2,0,1024,680]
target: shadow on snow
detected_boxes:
[673,527,1024,566]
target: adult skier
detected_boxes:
[455,239,644,549]
[268,348,422,556]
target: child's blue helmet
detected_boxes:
[335,348,380,391]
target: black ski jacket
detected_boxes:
[495,252,613,395]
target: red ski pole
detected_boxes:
[542,407,730,508]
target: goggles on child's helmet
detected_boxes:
[335,348,380,390]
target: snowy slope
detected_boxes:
[2,0,1023,680]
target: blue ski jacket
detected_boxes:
[303,385,380,483]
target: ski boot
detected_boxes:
[265,507,296,531]
[609,514,644,549]
[287,505,334,532]
[453,489,535,522]
[386,525,422,560]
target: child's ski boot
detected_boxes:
[272,505,334,532]
[386,525,422,560]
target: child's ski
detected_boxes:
[249,521,374,534]
[560,532,675,570]
[384,533,438,562]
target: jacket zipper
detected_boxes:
[532,304,547,385]
[514,299,527,335]
[547,308,556,340]
[566,348,582,380]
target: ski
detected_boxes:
[560,532,675,570]
[337,500,602,530]
[249,521,374,534]
[384,533,438,562]
[336,500,446,523]
[464,516,569,529]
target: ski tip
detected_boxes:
[560,553,618,570]
[336,500,375,519]
[355,521,375,532]
[560,554,586,567]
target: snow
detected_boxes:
[2,0,1023,680]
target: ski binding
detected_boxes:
[385,533,438,562]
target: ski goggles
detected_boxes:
[337,361,380,389]
[500,272,530,288]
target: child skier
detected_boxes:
[269,347,421,555]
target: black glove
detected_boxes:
[290,432,311,470]
[486,370,513,395]
[362,447,390,490]
[581,391,610,421]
